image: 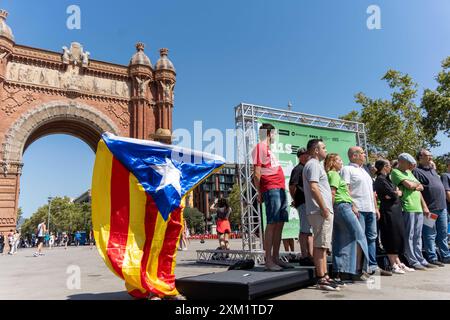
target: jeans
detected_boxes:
[333,203,369,274]
[358,211,378,272]
[403,212,428,267]
[0,243,4,254]
[422,209,450,262]
[297,204,312,234]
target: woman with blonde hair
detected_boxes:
[325,153,369,282]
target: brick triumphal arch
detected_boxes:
[0,10,176,232]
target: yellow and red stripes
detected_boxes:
[92,140,182,298]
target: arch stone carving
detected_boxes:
[2,101,119,163]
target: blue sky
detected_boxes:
[2,0,448,218]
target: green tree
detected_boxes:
[434,152,450,175]
[421,56,450,141]
[20,197,92,236]
[16,207,23,227]
[342,70,436,159]
[183,207,205,234]
[228,183,242,231]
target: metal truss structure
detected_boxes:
[235,102,367,252]
[196,249,296,266]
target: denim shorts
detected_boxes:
[263,188,289,224]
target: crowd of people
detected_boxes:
[0,220,95,257]
[0,229,21,255]
[253,123,450,291]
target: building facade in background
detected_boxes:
[193,164,238,219]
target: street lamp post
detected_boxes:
[47,197,53,234]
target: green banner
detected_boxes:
[257,118,357,239]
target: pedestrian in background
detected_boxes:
[0,232,5,255]
[33,220,46,257]
[10,230,20,255]
[63,233,69,250]
[210,198,232,250]
[49,233,55,250]
[7,229,14,254]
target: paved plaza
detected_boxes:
[1,239,450,300]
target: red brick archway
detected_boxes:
[0,10,176,231]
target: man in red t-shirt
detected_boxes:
[252,123,292,271]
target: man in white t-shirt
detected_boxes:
[34,220,46,257]
[341,146,391,276]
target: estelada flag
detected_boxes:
[91,132,225,298]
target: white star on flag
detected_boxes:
[150,158,182,196]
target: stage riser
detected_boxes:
[176,267,316,300]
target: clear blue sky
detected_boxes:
[3,0,448,218]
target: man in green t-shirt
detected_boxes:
[391,153,433,270]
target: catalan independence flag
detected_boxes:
[92,132,225,298]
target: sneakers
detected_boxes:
[316,278,341,291]
[351,272,371,282]
[423,263,437,269]
[399,263,415,272]
[147,293,162,301]
[429,260,445,267]
[372,269,392,276]
[391,264,405,274]
[329,278,347,288]
[413,264,427,271]
[33,252,39,257]
[163,294,187,300]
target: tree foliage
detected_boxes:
[183,207,205,234]
[20,197,91,236]
[435,152,450,175]
[16,207,23,227]
[342,69,437,159]
[421,57,450,141]
[228,182,242,230]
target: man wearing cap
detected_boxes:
[391,153,435,270]
[289,147,313,265]
[341,146,392,276]
[413,149,450,265]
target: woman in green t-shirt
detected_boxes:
[324,153,369,281]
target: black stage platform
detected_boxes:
[176,266,316,300]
